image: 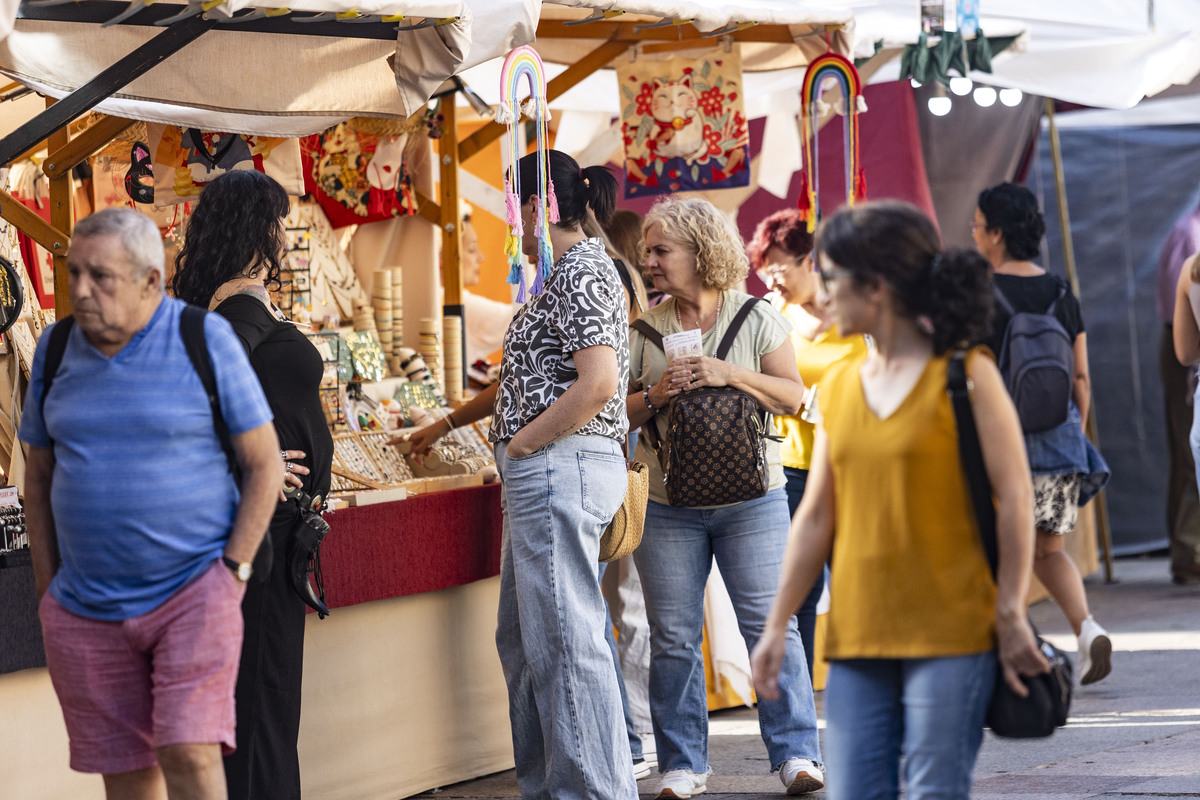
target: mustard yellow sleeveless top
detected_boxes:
[820,348,996,659]
[777,306,867,470]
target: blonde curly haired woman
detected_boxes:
[626,197,823,798]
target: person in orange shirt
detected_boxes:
[752,202,1048,800]
[747,209,866,680]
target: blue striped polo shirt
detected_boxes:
[20,296,273,620]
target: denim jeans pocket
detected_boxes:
[579,451,628,520]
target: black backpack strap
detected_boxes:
[180,305,237,478]
[994,285,1016,316]
[947,350,998,578]
[1044,280,1068,316]
[39,316,76,426]
[715,297,761,360]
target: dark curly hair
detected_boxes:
[746,209,814,273]
[170,170,290,306]
[977,182,1045,261]
[516,149,619,228]
[817,201,994,354]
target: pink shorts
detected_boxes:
[39,558,246,775]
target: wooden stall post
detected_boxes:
[439,98,467,386]
[1044,96,1115,583]
[46,98,73,314]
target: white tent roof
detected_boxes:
[0,0,539,136]
[844,0,1200,110]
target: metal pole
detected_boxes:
[1044,96,1116,583]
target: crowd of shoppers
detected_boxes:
[25,160,1138,800]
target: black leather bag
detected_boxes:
[947,351,1073,738]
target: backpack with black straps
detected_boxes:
[634,298,779,507]
[39,305,273,577]
[994,281,1075,434]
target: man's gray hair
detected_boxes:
[73,208,165,279]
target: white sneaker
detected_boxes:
[634,757,652,780]
[780,758,825,795]
[1077,615,1112,685]
[656,768,710,799]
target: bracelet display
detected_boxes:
[643,386,658,412]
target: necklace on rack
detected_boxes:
[675,291,723,331]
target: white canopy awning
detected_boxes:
[0,0,539,136]
[842,0,1200,110]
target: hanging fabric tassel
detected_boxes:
[797,171,817,232]
[546,177,560,224]
[853,167,867,204]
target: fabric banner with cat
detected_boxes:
[617,48,750,199]
[144,123,304,207]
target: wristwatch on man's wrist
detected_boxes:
[222,555,253,583]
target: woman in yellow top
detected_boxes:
[748,208,866,680]
[751,202,1048,800]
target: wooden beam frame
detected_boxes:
[42,115,136,179]
[0,190,71,255]
[459,39,631,163]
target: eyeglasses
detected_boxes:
[762,253,810,276]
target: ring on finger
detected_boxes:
[285,461,294,473]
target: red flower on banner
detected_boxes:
[699,86,726,117]
[702,124,724,156]
[635,83,654,116]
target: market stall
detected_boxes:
[0,1,863,797]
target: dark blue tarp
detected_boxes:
[1031,123,1200,554]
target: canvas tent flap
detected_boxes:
[537,2,853,72]
[842,0,1200,110]
[0,0,538,136]
[546,0,852,33]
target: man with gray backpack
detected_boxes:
[974,183,1113,686]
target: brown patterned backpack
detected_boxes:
[635,298,778,507]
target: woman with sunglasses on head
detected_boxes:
[402,150,639,798]
[973,182,1112,686]
[752,201,1048,800]
[748,209,866,681]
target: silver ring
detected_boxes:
[285,461,294,473]
[280,450,287,460]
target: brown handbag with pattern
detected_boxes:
[634,298,777,507]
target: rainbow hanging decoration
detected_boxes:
[496,46,557,302]
[798,52,867,233]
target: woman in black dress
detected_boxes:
[170,170,333,800]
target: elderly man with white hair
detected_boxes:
[20,207,282,800]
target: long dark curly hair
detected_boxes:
[817,201,994,354]
[170,171,290,306]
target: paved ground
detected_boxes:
[413,555,1200,799]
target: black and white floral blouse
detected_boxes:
[489,238,630,443]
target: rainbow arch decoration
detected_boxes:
[798,52,867,233]
[496,46,557,302]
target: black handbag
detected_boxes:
[947,351,1073,738]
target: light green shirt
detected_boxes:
[630,290,791,507]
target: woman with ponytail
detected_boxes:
[752,201,1048,800]
[975,182,1112,686]
[400,150,639,798]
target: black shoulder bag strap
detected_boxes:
[634,296,763,461]
[179,304,238,480]
[947,350,999,577]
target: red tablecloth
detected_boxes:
[318,484,503,610]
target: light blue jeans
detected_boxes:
[495,434,638,800]
[633,488,821,774]
[824,653,995,800]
